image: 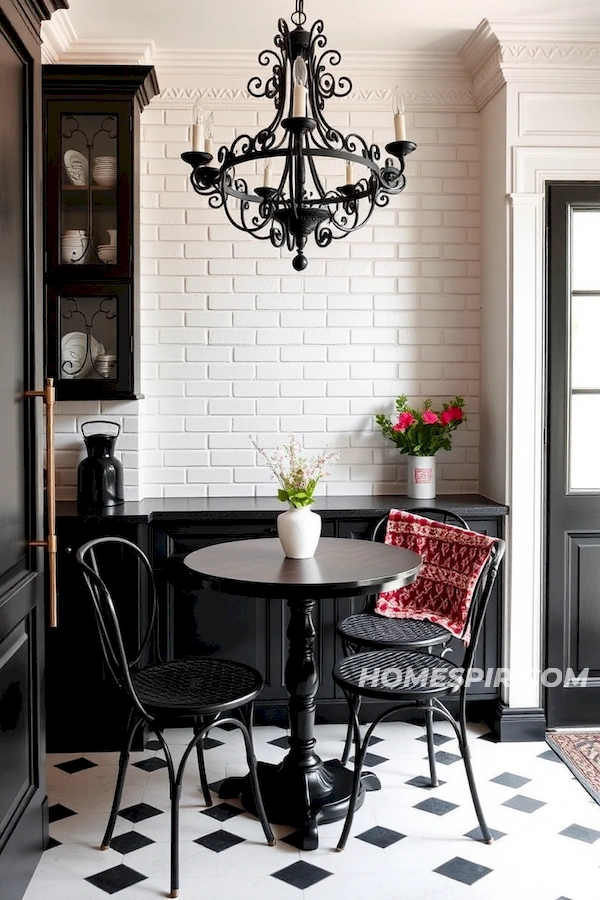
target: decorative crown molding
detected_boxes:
[152,84,474,111]
[461,19,600,110]
[41,10,600,114]
[40,6,76,62]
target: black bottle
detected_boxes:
[77,420,124,510]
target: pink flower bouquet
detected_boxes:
[375,395,466,456]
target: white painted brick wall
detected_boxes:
[53,97,480,501]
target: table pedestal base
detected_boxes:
[219,759,381,850]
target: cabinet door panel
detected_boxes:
[46,100,131,280]
[46,283,132,399]
[46,521,149,751]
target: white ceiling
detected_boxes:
[63,0,600,54]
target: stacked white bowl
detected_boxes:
[97,244,117,264]
[95,354,117,378]
[61,230,89,264]
[93,156,117,188]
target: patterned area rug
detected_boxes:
[546,731,600,804]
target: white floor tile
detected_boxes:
[21,723,600,900]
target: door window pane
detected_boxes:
[570,394,600,490]
[572,210,600,291]
[571,295,600,389]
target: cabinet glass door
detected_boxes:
[60,113,118,268]
[60,293,118,381]
[48,284,133,399]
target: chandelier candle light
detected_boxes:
[181,0,416,270]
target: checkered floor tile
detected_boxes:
[23,721,600,900]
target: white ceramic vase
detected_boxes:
[277,505,322,559]
[407,455,436,499]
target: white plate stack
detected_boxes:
[61,333,104,378]
[61,230,89,264]
[93,156,117,188]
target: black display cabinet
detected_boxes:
[43,65,159,400]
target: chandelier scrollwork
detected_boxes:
[181,0,416,270]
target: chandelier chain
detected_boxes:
[291,0,306,26]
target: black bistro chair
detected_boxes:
[337,507,470,769]
[76,536,275,899]
[333,529,505,850]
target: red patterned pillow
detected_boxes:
[375,509,497,643]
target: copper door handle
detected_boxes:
[24,377,58,627]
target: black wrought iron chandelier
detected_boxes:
[181,0,416,270]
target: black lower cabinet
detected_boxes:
[49,496,507,749]
[153,508,502,726]
[46,517,149,752]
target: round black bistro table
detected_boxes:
[183,536,421,849]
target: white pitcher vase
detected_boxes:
[277,505,322,559]
[407,455,436,499]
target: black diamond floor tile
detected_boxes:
[416,733,453,746]
[434,856,493,886]
[145,740,161,751]
[85,864,147,894]
[414,797,459,816]
[349,752,389,767]
[109,831,155,854]
[216,722,238,732]
[502,794,546,813]
[48,804,77,823]
[559,823,600,844]
[132,756,169,772]
[356,825,406,848]
[268,736,290,749]
[405,775,446,790]
[433,750,462,765]
[464,826,506,842]
[195,830,246,852]
[200,802,243,822]
[271,861,333,890]
[45,837,61,850]
[209,778,226,795]
[490,772,531,789]
[118,803,164,824]
[538,749,562,763]
[54,757,98,775]
[478,731,500,743]
[202,737,225,750]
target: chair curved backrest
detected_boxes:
[371,506,469,543]
[75,536,160,720]
[364,507,470,618]
[460,537,505,676]
[370,507,503,656]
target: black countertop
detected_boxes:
[57,494,508,523]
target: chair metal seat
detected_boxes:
[76,535,274,898]
[131,657,264,716]
[334,648,459,700]
[334,528,505,853]
[338,613,451,650]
